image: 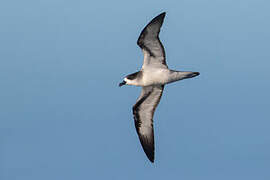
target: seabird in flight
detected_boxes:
[119,12,200,163]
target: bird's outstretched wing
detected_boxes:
[132,85,164,162]
[137,12,167,68]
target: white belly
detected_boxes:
[142,68,170,86]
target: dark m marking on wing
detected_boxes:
[132,90,152,131]
[132,90,154,162]
[138,43,155,57]
[137,12,167,66]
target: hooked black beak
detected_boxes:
[119,80,126,87]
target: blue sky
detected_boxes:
[0,0,270,179]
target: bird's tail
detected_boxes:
[167,70,200,84]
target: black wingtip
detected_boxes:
[153,12,166,22]
[144,144,154,163]
[138,135,155,163]
[158,12,166,20]
[147,12,166,26]
[145,148,155,163]
[159,12,166,17]
[137,12,167,49]
[149,156,155,163]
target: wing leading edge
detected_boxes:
[137,12,167,68]
[133,85,164,162]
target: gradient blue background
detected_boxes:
[1,0,270,179]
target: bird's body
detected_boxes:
[125,68,199,87]
[119,12,199,163]
[125,68,168,86]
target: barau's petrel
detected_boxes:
[119,12,200,163]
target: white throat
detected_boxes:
[124,77,139,86]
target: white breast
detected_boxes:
[142,68,170,86]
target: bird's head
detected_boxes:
[119,72,140,87]
[118,77,136,87]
